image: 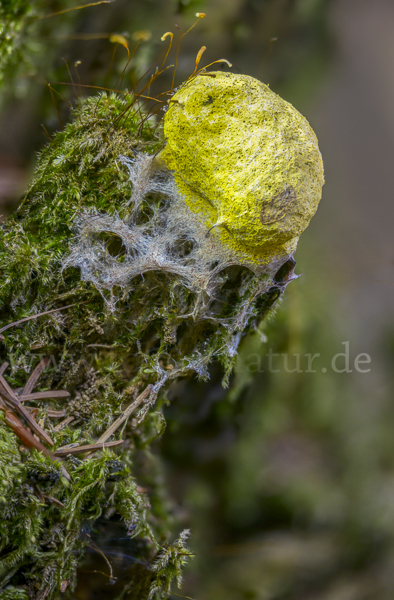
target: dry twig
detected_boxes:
[54,439,124,457]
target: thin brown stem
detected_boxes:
[97,385,152,444]
[0,362,9,376]
[53,417,75,432]
[0,303,83,336]
[54,439,123,457]
[38,0,112,20]
[0,376,54,446]
[20,391,70,402]
[22,357,50,395]
[47,410,68,418]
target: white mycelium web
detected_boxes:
[64,152,291,317]
[63,151,296,394]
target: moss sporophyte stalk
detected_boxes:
[0,71,323,598]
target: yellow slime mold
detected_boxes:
[161,71,324,265]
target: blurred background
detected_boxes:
[1,0,394,598]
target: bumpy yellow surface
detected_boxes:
[160,72,324,264]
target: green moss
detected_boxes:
[0,90,293,598]
[0,0,36,89]
[0,587,29,600]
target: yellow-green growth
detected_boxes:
[161,72,324,264]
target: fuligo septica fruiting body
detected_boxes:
[161,71,324,266]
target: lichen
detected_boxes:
[161,71,324,264]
